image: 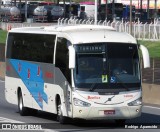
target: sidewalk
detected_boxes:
[143,103,160,108]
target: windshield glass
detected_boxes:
[74,43,141,92]
[75,53,104,83]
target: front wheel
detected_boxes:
[57,99,67,124]
[18,91,29,116]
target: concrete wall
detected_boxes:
[0,44,5,62]
[0,62,5,79]
[0,45,5,79]
[142,83,160,105]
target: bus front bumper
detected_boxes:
[72,105,142,120]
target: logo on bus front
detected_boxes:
[88,96,100,99]
[124,95,133,98]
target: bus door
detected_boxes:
[54,37,73,117]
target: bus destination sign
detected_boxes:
[76,45,105,53]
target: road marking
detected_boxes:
[0,117,24,123]
[144,105,160,110]
[45,130,58,132]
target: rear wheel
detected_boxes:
[57,99,67,124]
[18,91,29,116]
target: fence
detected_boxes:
[57,18,160,41]
[1,18,160,41]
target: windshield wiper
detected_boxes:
[113,73,129,91]
[89,82,99,92]
[89,57,107,92]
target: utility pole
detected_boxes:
[98,0,101,20]
[63,0,66,18]
[140,0,143,19]
[14,0,16,6]
[95,0,97,24]
[147,0,150,19]
[112,0,115,20]
[105,0,108,19]
[130,0,132,35]
[154,0,157,18]
[69,0,71,18]
[25,0,27,21]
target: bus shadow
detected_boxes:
[28,111,160,129]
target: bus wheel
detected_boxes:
[57,100,66,124]
[29,108,38,116]
[115,119,126,126]
[18,91,29,116]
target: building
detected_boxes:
[101,0,160,9]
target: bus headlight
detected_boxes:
[128,98,142,106]
[73,98,91,107]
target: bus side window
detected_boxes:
[55,38,71,84]
[7,33,55,64]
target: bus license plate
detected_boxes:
[104,110,115,115]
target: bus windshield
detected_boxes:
[74,43,141,92]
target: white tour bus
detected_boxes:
[5,25,150,124]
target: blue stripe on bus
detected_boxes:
[10,59,48,109]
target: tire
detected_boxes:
[29,108,38,116]
[18,91,29,116]
[57,99,67,124]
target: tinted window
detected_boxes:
[7,33,55,63]
[73,43,140,92]
[55,38,71,84]
[81,6,85,11]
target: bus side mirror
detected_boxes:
[140,45,150,68]
[69,46,75,69]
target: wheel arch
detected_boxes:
[17,87,22,102]
[55,94,60,113]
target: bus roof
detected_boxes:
[9,25,137,44]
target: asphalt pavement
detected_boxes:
[0,80,160,132]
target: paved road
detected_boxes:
[0,80,160,132]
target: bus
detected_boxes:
[5,25,150,124]
[98,3,124,20]
[123,5,136,21]
[38,2,54,6]
[59,3,79,18]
